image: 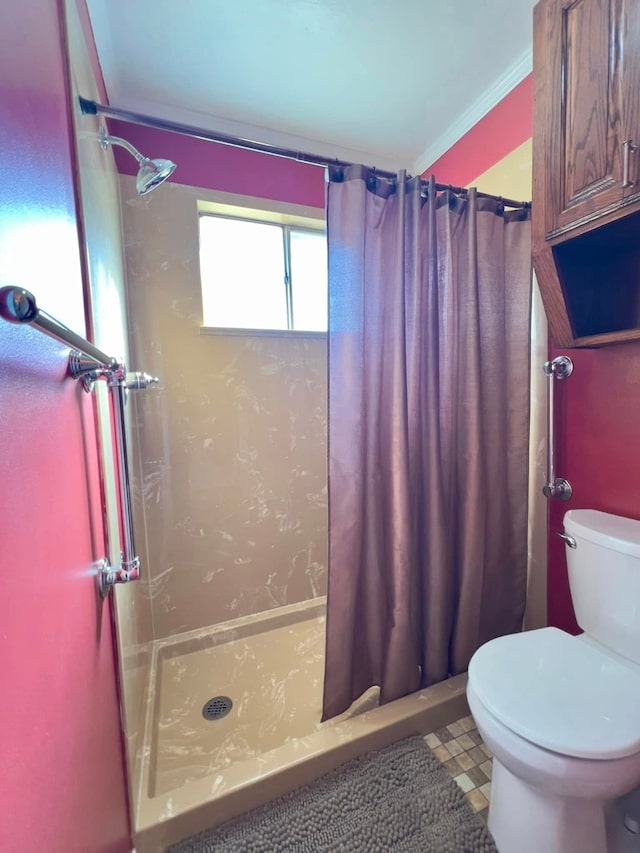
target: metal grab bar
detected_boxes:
[101,376,140,589]
[542,355,573,501]
[0,286,158,596]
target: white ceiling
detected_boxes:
[86,0,536,175]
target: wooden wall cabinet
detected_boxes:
[533,0,640,346]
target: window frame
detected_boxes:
[197,199,327,337]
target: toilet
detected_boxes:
[467,509,640,853]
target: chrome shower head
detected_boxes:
[99,127,176,195]
[135,157,176,195]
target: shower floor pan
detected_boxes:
[133,597,468,853]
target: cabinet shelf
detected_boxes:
[553,211,640,341]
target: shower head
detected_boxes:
[134,156,177,196]
[99,127,176,195]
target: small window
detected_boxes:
[199,213,327,332]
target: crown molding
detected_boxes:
[411,47,533,177]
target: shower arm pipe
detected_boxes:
[0,286,158,597]
[79,97,531,211]
[542,356,573,501]
[102,131,147,164]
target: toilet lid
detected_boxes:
[468,627,640,759]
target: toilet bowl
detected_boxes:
[467,510,640,853]
[468,632,640,853]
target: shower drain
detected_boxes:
[202,695,233,721]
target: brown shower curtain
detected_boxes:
[322,166,532,721]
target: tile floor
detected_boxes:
[424,714,492,819]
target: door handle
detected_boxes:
[622,139,637,188]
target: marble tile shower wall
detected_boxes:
[120,176,328,640]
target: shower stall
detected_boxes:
[112,172,468,852]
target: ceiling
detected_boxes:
[86,0,537,175]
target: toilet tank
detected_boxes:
[564,509,640,665]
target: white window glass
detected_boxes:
[290,229,327,332]
[199,216,288,330]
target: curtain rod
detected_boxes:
[79,97,531,211]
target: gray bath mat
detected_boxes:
[170,736,497,852]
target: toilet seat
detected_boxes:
[468,627,640,760]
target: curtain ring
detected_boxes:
[518,200,531,220]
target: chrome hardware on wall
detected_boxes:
[542,355,573,501]
[0,286,158,598]
[557,532,577,549]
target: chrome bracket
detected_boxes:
[98,124,110,153]
[69,350,116,393]
[97,555,141,599]
[69,350,159,394]
[543,478,573,501]
[543,355,573,381]
[124,371,160,391]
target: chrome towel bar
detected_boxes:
[0,286,158,596]
[0,285,115,367]
[542,355,573,501]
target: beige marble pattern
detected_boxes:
[152,609,327,796]
[119,176,328,639]
[132,599,470,853]
[151,600,385,798]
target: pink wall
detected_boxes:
[0,2,130,851]
[426,74,640,634]
[109,119,326,208]
[547,342,640,633]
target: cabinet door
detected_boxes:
[621,0,640,200]
[540,0,624,238]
